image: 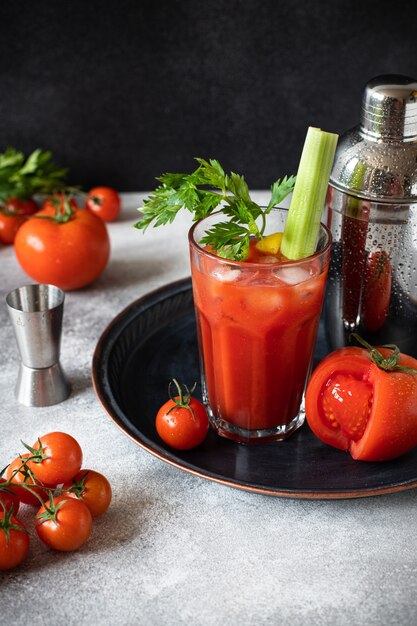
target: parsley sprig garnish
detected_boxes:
[135,158,296,261]
[0,148,68,203]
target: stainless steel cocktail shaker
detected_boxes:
[325,74,417,355]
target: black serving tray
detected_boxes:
[92,277,417,499]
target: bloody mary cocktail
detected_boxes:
[189,208,331,444]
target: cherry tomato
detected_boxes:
[0,511,29,570]
[5,455,48,506]
[62,469,112,517]
[26,432,83,486]
[305,341,417,461]
[4,197,38,215]
[14,204,110,290]
[0,211,26,244]
[156,380,209,450]
[0,197,39,244]
[361,251,392,332]
[86,187,121,222]
[36,496,92,552]
[0,478,20,515]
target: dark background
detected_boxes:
[0,0,416,190]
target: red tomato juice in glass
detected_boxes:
[189,208,331,444]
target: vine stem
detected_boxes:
[352,333,417,374]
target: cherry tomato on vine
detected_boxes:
[361,251,392,332]
[305,336,417,461]
[0,478,20,515]
[156,380,209,450]
[14,201,110,290]
[62,469,112,517]
[0,510,29,570]
[36,495,92,552]
[86,187,121,222]
[25,432,83,486]
[5,455,48,506]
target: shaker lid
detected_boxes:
[361,74,417,141]
[330,74,417,202]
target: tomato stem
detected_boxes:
[352,334,417,374]
[65,471,89,498]
[167,379,197,420]
[36,493,70,527]
[5,455,52,506]
[0,503,29,544]
[21,437,51,464]
[0,482,17,497]
[33,192,78,223]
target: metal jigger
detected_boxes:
[6,284,70,407]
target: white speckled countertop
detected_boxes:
[1,193,417,626]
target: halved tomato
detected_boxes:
[305,342,417,461]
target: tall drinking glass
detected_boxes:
[189,207,331,444]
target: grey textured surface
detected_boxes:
[1,193,417,626]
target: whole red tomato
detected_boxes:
[36,496,92,552]
[62,469,112,517]
[305,338,417,461]
[86,187,121,222]
[0,511,30,570]
[0,212,26,244]
[26,432,83,486]
[4,197,38,215]
[156,380,209,450]
[361,251,392,332]
[0,478,20,515]
[0,196,38,244]
[14,203,110,290]
[5,455,48,506]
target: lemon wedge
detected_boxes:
[256,232,283,256]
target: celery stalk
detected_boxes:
[281,127,338,260]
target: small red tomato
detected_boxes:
[36,496,92,552]
[62,469,112,517]
[0,212,26,244]
[5,455,48,506]
[25,432,83,486]
[86,187,121,222]
[4,197,38,215]
[0,511,30,570]
[305,337,417,461]
[0,197,39,244]
[361,251,392,332]
[0,478,20,515]
[156,380,209,450]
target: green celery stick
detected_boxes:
[281,126,338,260]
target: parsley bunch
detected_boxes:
[0,148,68,203]
[135,159,296,261]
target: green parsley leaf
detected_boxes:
[200,221,250,261]
[135,158,296,260]
[226,172,251,203]
[267,175,297,212]
[0,148,68,202]
[194,158,226,191]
